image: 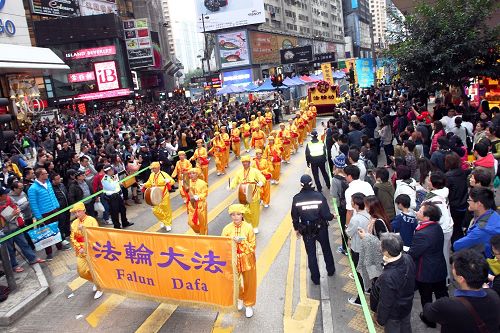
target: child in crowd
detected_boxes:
[391,194,418,248]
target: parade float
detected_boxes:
[306,80,343,115]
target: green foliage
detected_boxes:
[385,0,500,89]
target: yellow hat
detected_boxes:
[251,115,256,118]
[70,202,86,213]
[268,136,275,140]
[228,204,248,215]
[150,161,161,169]
[279,123,285,127]
[257,111,261,115]
[178,151,186,156]
[240,119,246,123]
[188,167,200,174]
[220,126,227,130]
[232,122,237,126]
[196,139,203,144]
[255,148,263,154]
[214,131,220,136]
[241,155,251,162]
[252,125,260,129]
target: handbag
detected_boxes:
[456,297,490,333]
[27,222,62,251]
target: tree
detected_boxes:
[183,68,204,85]
[385,0,499,92]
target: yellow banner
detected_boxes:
[321,63,334,86]
[85,227,237,309]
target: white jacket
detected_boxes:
[394,178,417,214]
[423,187,454,234]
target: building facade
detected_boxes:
[342,0,373,58]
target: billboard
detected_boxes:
[355,58,374,88]
[280,45,313,64]
[195,0,265,32]
[64,45,116,61]
[74,88,131,101]
[79,0,117,16]
[0,0,31,46]
[30,0,80,17]
[249,32,297,65]
[123,19,154,69]
[68,71,95,83]
[94,60,120,91]
[217,30,250,69]
[222,69,253,87]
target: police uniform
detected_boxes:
[291,175,335,284]
[101,165,133,229]
[305,131,331,192]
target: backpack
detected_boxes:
[415,189,427,211]
[333,176,349,208]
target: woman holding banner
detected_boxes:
[69,202,103,299]
[185,168,208,235]
[222,204,256,318]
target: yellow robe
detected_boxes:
[221,221,257,306]
[190,147,209,184]
[143,171,175,226]
[186,178,208,235]
[209,137,226,174]
[70,215,99,282]
[265,111,273,133]
[263,143,282,182]
[251,158,272,205]
[231,128,241,158]
[230,167,266,228]
[277,128,291,162]
[251,130,266,150]
[240,123,251,150]
[295,117,306,145]
[172,159,192,199]
[221,132,230,168]
[288,123,299,152]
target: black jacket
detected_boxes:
[305,139,327,165]
[68,180,93,205]
[373,254,416,325]
[291,187,333,231]
[408,222,447,283]
[445,168,470,210]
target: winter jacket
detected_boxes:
[357,234,383,288]
[27,180,60,219]
[431,129,446,153]
[394,179,417,214]
[9,190,32,220]
[374,181,396,221]
[373,254,416,325]
[408,222,447,283]
[453,209,500,258]
[391,211,417,247]
[430,148,452,172]
[474,153,496,186]
[445,168,469,210]
[423,188,454,234]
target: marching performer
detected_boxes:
[251,125,266,151]
[231,122,242,159]
[190,139,209,183]
[220,126,231,168]
[265,108,274,134]
[185,168,208,235]
[221,204,257,318]
[70,202,103,299]
[277,123,291,163]
[256,111,267,135]
[142,162,175,231]
[288,118,299,153]
[252,149,272,208]
[309,103,317,129]
[263,136,282,185]
[171,151,192,201]
[295,112,307,147]
[250,114,259,131]
[240,119,252,152]
[209,132,226,176]
[229,155,266,234]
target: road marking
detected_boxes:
[284,231,297,318]
[135,304,178,333]
[86,294,126,328]
[68,277,87,291]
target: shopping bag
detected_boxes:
[27,222,62,251]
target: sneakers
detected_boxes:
[104,218,113,225]
[46,254,53,261]
[122,222,134,228]
[337,246,348,256]
[253,228,259,234]
[61,244,71,251]
[165,225,172,232]
[264,204,269,208]
[62,240,70,246]
[93,284,97,292]
[237,299,244,311]
[94,290,103,300]
[245,306,254,318]
[348,296,361,307]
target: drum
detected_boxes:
[145,187,164,206]
[238,183,256,205]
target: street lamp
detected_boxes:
[200,15,211,75]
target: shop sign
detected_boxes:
[123,18,154,69]
[75,88,131,101]
[94,60,119,91]
[222,69,252,87]
[30,0,80,18]
[79,0,117,16]
[280,45,313,64]
[1,0,32,45]
[68,71,95,83]
[64,45,116,60]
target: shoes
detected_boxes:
[365,289,371,295]
[348,272,355,280]
[317,188,322,192]
[253,228,259,234]
[348,296,361,307]
[168,189,175,193]
[29,258,46,265]
[328,270,335,277]
[237,299,244,311]
[114,226,122,229]
[14,266,24,273]
[94,290,103,300]
[217,172,221,176]
[264,204,269,208]
[93,284,97,292]
[166,225,172,232]
[419,312,436,328]
[122,222,134,228]
[104,219,113,225]
[274,181,279,185]
[62,240,70,246]
[245,306,254,318]
[124,200,131,206]
[311,278,320,285]
[61,244,71,251]
[337,246,348,256]
[46,254,53,261]
[133,197,141,204]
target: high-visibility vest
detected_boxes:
[308,141,324,157]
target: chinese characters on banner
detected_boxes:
[123,19,154,69]
[355,58,374,88]
[84,227,237,308]
[320,63,334,86]
[68,71,96,84]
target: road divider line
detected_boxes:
[134,304,178,333]
[86,294,126,328]
[284,230,297,318]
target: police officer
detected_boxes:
[291,174,335,285]
[101,164,134,229]
[158,138,172,174]
[305,130,331,192]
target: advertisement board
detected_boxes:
[123,19,154,69]
[74,88,131,101]
[280,45,313,64]
[217,30,250,69]
[68,71,95,83]
[30,0,80,17]
[94,60,119,91]
[249,32,296,64]
[79,0,117,16]
[222,69,253,87]
[64,45,116,61]
[0,0,31,46]
[195,0,265,32]
[355,58,374,88]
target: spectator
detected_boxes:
[445,153,469,243]
[430,120,446,154]
[403,140,418,179]
[423,249,500,332]
[22,167,35,192]
[379,116,394,168]
[78,156,97,185]
[68,170,95,217]
[469,168,492,188]
[51,173,71,244]
[0,164,17,187]
[347,121,363,148]
[472,142,496,187]
[370,233,416,332]
[473,121,488,148]
[8,180,35,249]
[344,165,374,225]
[486,125,500,159]
[393,165,417,214]
[330,154,348,255]
[450,117,467,146]
[430,136,453,172]
[488,235,500,296]
[391,194,417,247]
[373,168,396,222]
[348,148,366,181]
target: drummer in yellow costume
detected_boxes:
[304,107,314,133]
[251,149,272,208]
[250,114,259,131]
[256,111,267,134]
[263,136,282,185]
[295,112,306,146]
[190,139,209,183]
[221,204,257,318]
[265,108,273,134]
[229,155,266,234]
[288,118,299,153]
[220,126,231,168]
[240,119,252,152]
[143,162,175,232]
[69,202,103,299]
[185,168,208,235]
[277,123,291,163]
[230,122,242,159]
[171,151,192,201]
[209,132,226,176]
[251,125,266,150]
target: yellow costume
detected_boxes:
[251,153,272,206]
[288,120,299,152]
[143,164,175,227]
[190,141,209,183]
[263,138,282,183]
[70,209,98,282]
[185,170,208,235]
[265,110,273,134]
[220,127,230,168]
[240,121,252,151]
[171,152,192,199]
[309,104,317,129]
[229,158,267,228]
[209,133,226,175]
[295,115,306,146]
[231,123,242,159]
[222,204,257,307]
[277,124,291,163]
[251,128,266,150]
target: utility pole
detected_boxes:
[201,15,211,75]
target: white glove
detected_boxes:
[193,195,199,201]
[257,181,264,187]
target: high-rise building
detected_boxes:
[369,0,387,49]
[160,0,176,59]
[342,0,373,58]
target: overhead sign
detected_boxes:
[123,19,154,69]
[249,32,297,65]
[196,0,265,32]
[79,0,117,16]
[64,45,116,60]
[314,52,336,63]
[74,88,131,101]
[94,60,119,91]
[217,30,250,69]
[68,71,95,83]
[30,0,80,17]
[84,227,237,308]
[0,0,31,45]
[222,69,252,87]
[280,46,313,64]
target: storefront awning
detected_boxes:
[0,44,69,74]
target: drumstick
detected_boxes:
[228,177,231,189]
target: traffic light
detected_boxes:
[271,74,283,87]
[0,98,15,151]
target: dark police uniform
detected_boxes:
[291,175,335,284]
[305,132,331,192]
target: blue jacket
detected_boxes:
[391,212,417,247]
[27,181,60,219]
[453,209,500,258]
[408,222,447,283]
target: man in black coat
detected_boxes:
[371,233,416,332]
[409,202,449,328]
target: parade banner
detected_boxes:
[85,227,237,309]
[355,58,374,88]
[321,63,334,86]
